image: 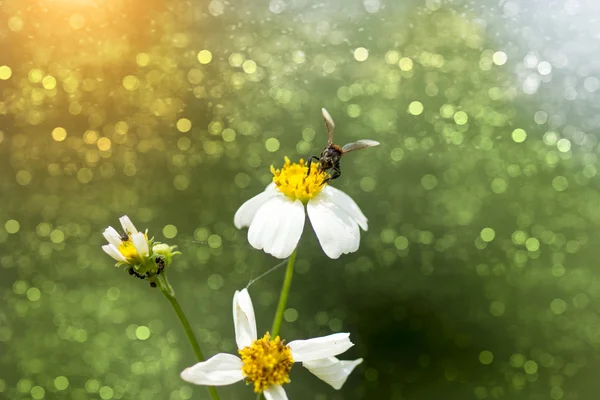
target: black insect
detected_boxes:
[119,231,129,241]
[128,267,145,280]
[307,108,380,184]
[155,257,165,275]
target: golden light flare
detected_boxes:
[122,75,139,91]
[0,66,13,80]
[136,53,150,67]
[68,14,85,29]
[51,127,67,142]
[28,69,43,83]
[97,137,112,151]
[197,50,213,64]
[83,130,99,144]
[176,118,192,133]
[8,16,24,32]
[115,121,129,135]
[68,102,82,115]
[42,76,57,89]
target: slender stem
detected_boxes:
[157,274,220,400]
[270,248,297,338]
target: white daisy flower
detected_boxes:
[180,289,363,399]
[234,157,370,259]
[102,215,150,265]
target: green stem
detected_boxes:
[157,274,220,400]
[270,248,297,338]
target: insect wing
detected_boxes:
[341,139,380,153]
[321,108,335,145]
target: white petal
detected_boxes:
[180,353,244,386]
[234,183,279,229]
[247,196,305,259]
[103,226,123,247]
[288,333,354,362]
[119,215,139,235]
[264,385,288,400]
[322,186,368,231]
[307,196,360,259]
[102,244,127,263]
[130,232,149,257]
[303,357,363,390]
[233,288,257,349]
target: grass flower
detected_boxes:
[102,215,150,264]
[102,215,178,286]
[234,157,369,259]
[180,288,362,399]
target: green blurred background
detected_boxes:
[2,0,600,399]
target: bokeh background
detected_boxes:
[2,0,600,399]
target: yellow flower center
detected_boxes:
[117,235,146,263]
[239,333,294,393]
[271,157,328,203]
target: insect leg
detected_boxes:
[321,167,341,185]
[306,155,320,176]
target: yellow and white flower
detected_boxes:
[234,157,369,259]
[102,215,150,265]
[180,289,362,399]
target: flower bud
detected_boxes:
[152,243,179,267]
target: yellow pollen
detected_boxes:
[117,235,147,263]
[271,157,328,202]
[239,333,294,393]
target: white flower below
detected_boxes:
[180,289,362,398]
